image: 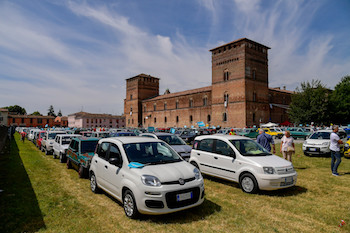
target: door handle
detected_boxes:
[95,160,98,163]
[214,157,218,159]
[197,153,201,156]
[105,165,108,169]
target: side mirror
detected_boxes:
[109,157,121,167]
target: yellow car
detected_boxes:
[259,128,284,139]
[344,139,350,158]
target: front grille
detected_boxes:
[275,166,295,175]
[162,177,195,185]
[165,187,200,209]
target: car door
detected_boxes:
[194,138,216,175]
[211,139,239,181]
[103,143,123,199]
[93,142,110,189]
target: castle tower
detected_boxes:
[210,38,270,127]
[124,74,159,127]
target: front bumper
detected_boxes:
[302,145,330,155]
[257,173,297,191]
[135,179,205,215]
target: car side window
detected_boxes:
[109,143,122,165]
[215,140,235,157]
[98,142,110,160]
[198,139,214,152]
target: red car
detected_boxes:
[36,130,46,150]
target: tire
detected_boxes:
[123,190,139,219]
[41,146,44,152]
[90,172,100,193]
[66,158,72,169]
[239,173,259,194]
[53,152,56,159]
[45,148,49,155]
[59,153,66,163]
[78,165,86,178]
[303,152,309,156]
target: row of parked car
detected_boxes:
[19,127,298,218]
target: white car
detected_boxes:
[89,137,205,218]
[28,129,40,142]
[41,131,66,155]
[189,135,297,194]
[303,129,347,156]
[53,134,82,163]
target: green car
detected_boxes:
[66,137,99,178]
[237,128,259,138]
[287,127,310,139]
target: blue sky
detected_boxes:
[0,0,349,116]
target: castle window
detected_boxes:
[203,96,208,106]
[223,113,227,122]
[164,117,167,123]
[153,103,156,111]
[207,114,211,123]
[253,92,257,102]
[130,107,132,113]
[164,102,167,110]
[154,117,156,123]
[132,119,134,124]
[253,113,256,122]
[189,99,193,108]
[224,93,229,107]
[176,100,179,109]
[144,105,146,112]
[130,94,133,100]
[128,119,130,124]
[176,116,179,123]
[87,119,89,123]
[189,115,193,123]
[224,70,229,81]
[144,118,146,124]
[252,70,256,80]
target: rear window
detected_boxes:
[197,139,214,152]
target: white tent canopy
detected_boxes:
[260,122,278,128]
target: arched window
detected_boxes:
[189,98,193,108]
[144,105,146,112]
[224,69,229,81]
[207,114,211,122]
[164,102,167,110]
[153,103,156,111]
[164,117,167,123]
[154,117,156,123]
[176,116,179,123]
[252,70,256,80]
[223,113,227,122]
[203,96,208,106]
[189,115,193,123]
[253,92,257,102]
[224,93,229,107]
[176,100,179,109]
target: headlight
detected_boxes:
[263,167,275,174]
[322,142,329,146]
[141,175,161,187]
[194,168,201,180]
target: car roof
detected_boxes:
[194,134,251,141]
[56,134,81,137]
[72,137,99,141]
[99,136,162,144]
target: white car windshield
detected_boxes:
[229,139,271,156]
[123,142,182,165]
[309,132,330,140]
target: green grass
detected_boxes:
[1,134,350,232]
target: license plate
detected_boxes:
[309,148,316,151]
[285,177,293,183]
[176,192,193,201]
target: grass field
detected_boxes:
[1,134,350,232]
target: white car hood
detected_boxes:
[171,145,192,153]
[304,139,329,145]
[130,161,195,182]
[245,155,292,167]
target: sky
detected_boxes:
[0,0,349,116]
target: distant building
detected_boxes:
[68,112,125,128]
[8,114,55,127]
[124,38,292,128]
[54,116,68,127]
[0,108,9,126]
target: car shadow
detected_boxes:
[0,136,46,232]
[340,172,350,176]
[203,174,307,197]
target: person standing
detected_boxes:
[257,129,276,154]
[330,125,343,176]
[280,131,295,162]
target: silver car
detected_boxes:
[139,133,192,161]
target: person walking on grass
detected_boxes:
[257,129,276,154]
[330,125,343,176]
[280,131,295,162]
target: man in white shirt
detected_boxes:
[330,125,343,176]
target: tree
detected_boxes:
[47,105,56,117]
[31,111,42,116]
[329,75,350,124]
[289,80,330,125]
[57,109,62,117]
[3,105,27,115]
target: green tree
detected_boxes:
[47,105,56,117]
[57,109,62,117]
[31,111,42,116]
[330,75,350,124]
[289,80,330,125]
[3,105,27,115]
